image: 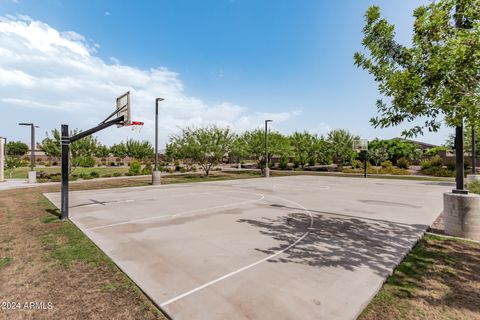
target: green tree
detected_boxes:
[110,142,127,158]
[5,156,20,178]
[125,139,154,161]
[6,141,29,157]
[167,126,235,176]
[368,139,416,163]
[40,129,99,173]
[289,131,317,168]
[327,129,358,165]
[315,136,334,165]
[354,1,480,137]
[40,130,60,158]
[95,144,110,158]
[230,134,249,168]
[369,148,388,174]
[242,129,291,173]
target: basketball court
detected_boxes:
[44,175,451,320]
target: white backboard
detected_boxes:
[116,91,131,127]
[353,139,368,152]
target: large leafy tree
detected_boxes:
[368,138,416,163]
[242,129,291,173]
[40,129,99,172]
[167,126,235,176]
[354,0,480,136]
[110,142,128,158]
[125,139,154,161]
[289,131,318,168]
[327,129,358,165]
[6,141,29,157]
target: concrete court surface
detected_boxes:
[44,175,451,320]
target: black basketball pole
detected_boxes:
[363,151,367,178]
[61,125,70,220]
[453,122,467,194]
[60,117,124,220]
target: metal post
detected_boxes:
[363,151,367,178]
[152,98,163,185]
[453,123,467,194]
[472,126,476,174]
[30,124,34,171]
[61,125,70,220]
[264,120,272,177]
[155,98,160,171]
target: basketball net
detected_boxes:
[126,121,144,133]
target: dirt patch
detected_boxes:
[0,171,260,319]
[359,234,480,320]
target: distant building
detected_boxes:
[394,138,439,151]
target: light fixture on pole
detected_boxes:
[152,97,164,185]
[264,119,273,178]
[18,122,39,183]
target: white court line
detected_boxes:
[87,193,265,231]
[159,195,314,308]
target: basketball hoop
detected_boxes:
[126,121,144,133]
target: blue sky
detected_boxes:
[0,0,452,146]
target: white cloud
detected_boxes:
[0,15,299,146]
[104,11,111,16]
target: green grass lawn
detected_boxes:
[6,166,129,179]
[360,234,480,320]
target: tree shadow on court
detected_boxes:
[237,205,426,277]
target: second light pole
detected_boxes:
[264,119,272,177]
[152,97,164,185]
[18,122,39,183]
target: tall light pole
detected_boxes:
[19,123,39,183]
[152,97,164,185]
[264,120,272,178]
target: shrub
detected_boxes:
[421,167,454,177]
[396,158,410,169]
[180,167,187,173]
[381,160,393,168]
[469,181,480,194]
[19,160,30,167]
[279,155,289,170]
[79,173,93,180]
[142,160,153,175]
[430,155,443,167]
[445,160,456,171]
[102,174,112,178]
[352,159,363,169]
[174,160,181,171]
[113,172,122,177]
[89,171,99,178]
[128,161,142,176]
[191,165,197,172]
[50,175,61,182]
[168,168,175,174]
[77,156,96,168]
[308,156,317,167]
[420,159,432,170]
[52,161,58,166]
[293,157,300,169]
